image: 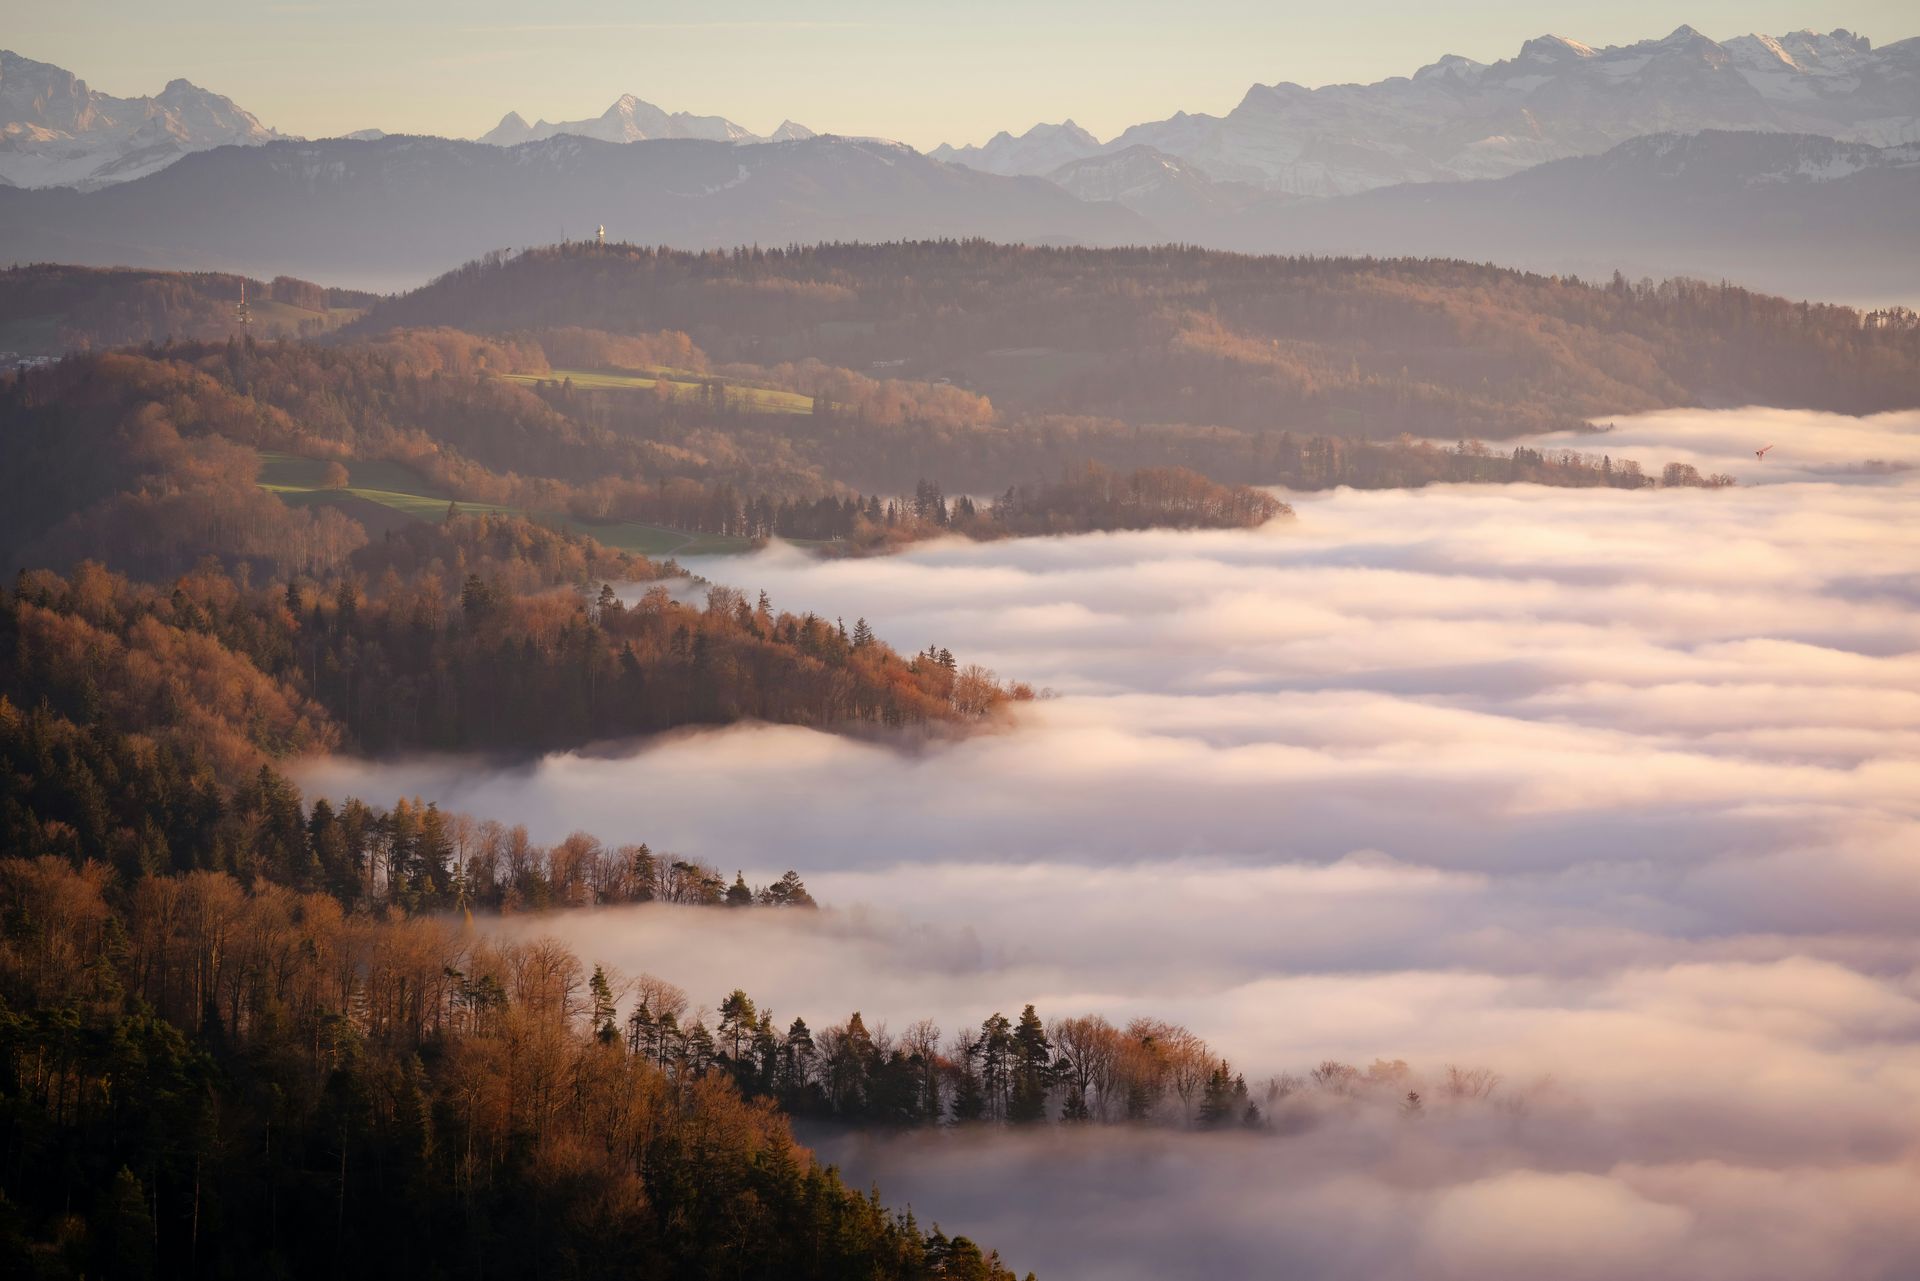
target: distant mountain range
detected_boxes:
[1042,129,1920,302]
[1,31,1916,302]
[10,25,1916,197]
[0,51,815,190]
[1221,131,1920,304]
[0,134,1146,290]
[479,95,813,147]
[0,49,280,190]
[2,126,1909,301]
[937,26,1920,196]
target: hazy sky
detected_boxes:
[13,1,1916,148]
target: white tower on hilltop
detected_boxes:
[596,224,606,245]
[235,278,252,331]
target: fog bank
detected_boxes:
[299,409,1920,1278]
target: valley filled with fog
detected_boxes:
[299,406,1920,1279]
[6,5,1919,1275]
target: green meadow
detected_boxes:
[503,367,815,415]
[256,451,756,557]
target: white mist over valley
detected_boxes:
[6,6,1918,1274]
[299,408,1920,1279]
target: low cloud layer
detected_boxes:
[300,409,1920,1279]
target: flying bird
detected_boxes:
[1755,444,1774,460]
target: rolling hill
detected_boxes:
[1221,131,1920,304]
[0,133,1148,290]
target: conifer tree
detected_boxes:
[589,965,618,1044]
[1007,1004,1053,1124]
[719,989,758,1064]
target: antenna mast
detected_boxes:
[235,278,253,332]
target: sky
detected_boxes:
[12,1,1917,148]
[300,407,1920,1278]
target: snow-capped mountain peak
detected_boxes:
[476,95,805,147]
[0,49,282,190]
[1516,34,1598,62]
[930,119,1103,175]
[1412,54,1486,82]
[943,24,1920,197]
[1725,28,1875,79]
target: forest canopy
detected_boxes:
[357,241,1920,440]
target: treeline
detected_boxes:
[0,858,1026,1280]
[613,985,1511,1135]
[3,555,871,914]
[768,467,1291,552]
[0,331,1744,588]
[974,465,1287,536]
[358,241,1920,438]
[292,794,819,916]
[0,549,1017,906]
[4,541,1017,766]
[638,466,1290,549]
[562,443,1724,552]
[0,263,377,355]
[631,995,1273,1131]
[0,696,812,915]
[299,565,1016,753]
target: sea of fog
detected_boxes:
[299,408,1920,1280]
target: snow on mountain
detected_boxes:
[0,51,282,190]
[1217,129,1920,304]
[944,27,1920,197]
[478,95,809,147]
[1044,144,1272,240]
[931,121,1102,176]
[1588,128,1917,176]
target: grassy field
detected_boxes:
[553,517,757,558]
[503,367,815,415]
[259,452,518,521]
[257,451,757,557]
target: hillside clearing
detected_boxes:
[503,367,814,415]
[257,451,756,557]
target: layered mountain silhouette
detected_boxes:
[0,133,1147,288]
[3,30,1915,302]
[940,27,1920,196]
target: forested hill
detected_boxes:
[353,241,1920,436]
[0,264,379,355]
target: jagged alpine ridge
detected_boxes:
[0,48,281,189]
[935,26,1920,195]
[479,93,813,146]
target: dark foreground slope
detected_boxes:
[0,566,1030,1279]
